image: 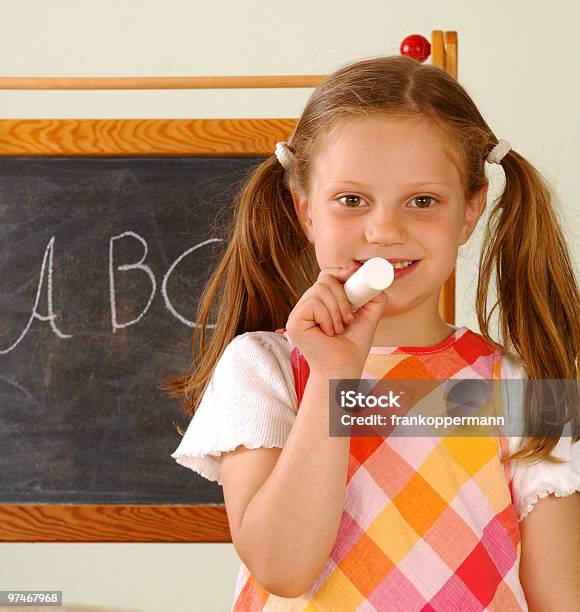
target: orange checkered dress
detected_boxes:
[231,327,528,611]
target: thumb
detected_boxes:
[356,290,388,322]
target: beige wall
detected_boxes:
[1,0,578,610]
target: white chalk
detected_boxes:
[343,257,394,310]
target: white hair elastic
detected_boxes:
[486,139,511,164]
[274,141,295,170]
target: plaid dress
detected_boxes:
[231,326,528,611]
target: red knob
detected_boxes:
[400,34,431,63]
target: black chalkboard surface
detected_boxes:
[0,155,265,506]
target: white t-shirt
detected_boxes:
[171,330,580,521]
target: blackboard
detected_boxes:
[0,155,266,507]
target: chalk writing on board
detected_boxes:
[0,233,222,355]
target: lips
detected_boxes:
[354,258,420,266]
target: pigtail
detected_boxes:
[476,148,580,464]
[160,153,317,423]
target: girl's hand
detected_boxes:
[284,263,388,376]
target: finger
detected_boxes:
[311,296,336,336]
[316,277,354,329]
[315,283,346,334]
[318,262,359,284]
[302,264,354,300]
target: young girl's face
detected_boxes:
[292,114,488,328]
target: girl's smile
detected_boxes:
[353,258,421,281]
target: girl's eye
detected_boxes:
[336,194,366,208]
[409,195,438,209]
[336,194,439,209]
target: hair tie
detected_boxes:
[487,139,511,164]
[275,141,295,169]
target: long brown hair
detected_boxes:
[160,54,579,465]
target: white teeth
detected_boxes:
[356,259,417,270]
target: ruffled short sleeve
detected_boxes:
[501,352,580,521]
[510,435,580,521]
[170,331,298,486]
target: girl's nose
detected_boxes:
[364,208,407,243]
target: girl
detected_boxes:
[163,55,580,610]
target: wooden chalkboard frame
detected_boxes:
[0,31,457,542]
